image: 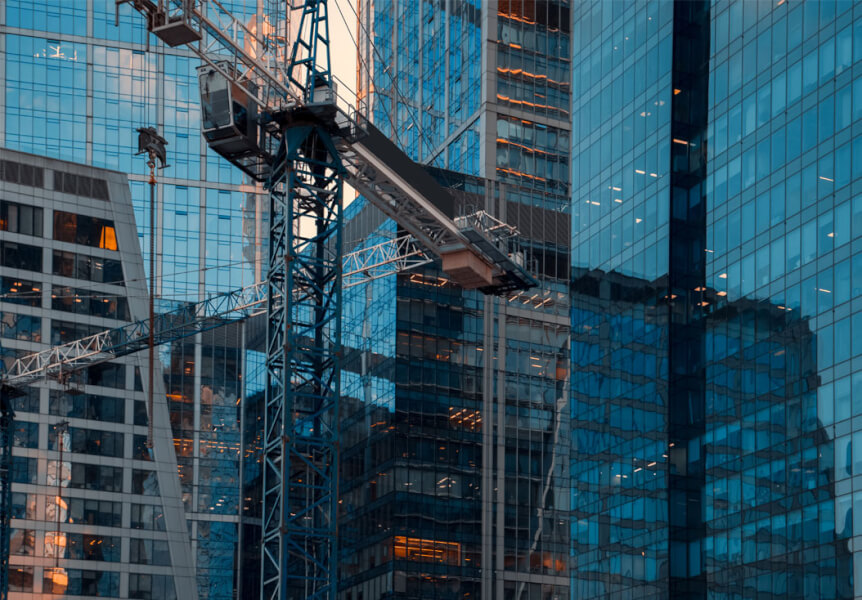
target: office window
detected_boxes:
[0,200,42,236]
[0,241,42,271]
[53,210,118,250]
[53,250,124,285]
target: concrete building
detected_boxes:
[0,147,195,598]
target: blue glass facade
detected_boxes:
[572,1,862,599]
[1,3,268,599]
[345,2,571,599]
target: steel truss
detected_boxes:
[342,234,432,288]
[1,283,267,389]
[117,0,298,109]
[263,119,342,600]
[262,2,342,596]
[1,234,430,391]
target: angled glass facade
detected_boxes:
[0,3,269,599]
[0,148,196,600]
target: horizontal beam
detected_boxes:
[1,237,434,389]
[1,282,267,388]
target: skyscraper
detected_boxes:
[340,1,572,598]
[0,3,269,598]
[571,1,861,598]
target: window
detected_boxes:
[53,250,124,285]
[129,538,171,566]
[0,241,42,271]
[132,469,160,496]
[11,420,38,448]
[67,498,122,527]
[12,457,37,484]
[66,534,121,562]
[52,285,130,320]
[52,426,124,458]
[69,463,124,492]
[51,319,103,344]
[0,200,43,236]
[0,312,41,342]
[43,569,119,596]
[11,492,37,520]
[9,387,39,413]
[0,277,41,306]
[52,210,118,250]
[10,529,35,555]
[132,434,152,460]
[130,504,166,531]
[86,362,126,389]
[49,391,125,423]
[129,573,176,600]
[8,566,33,592]
[393,536,462,565]
[54,171,110,201]
[0,159,44,187]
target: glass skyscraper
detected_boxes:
[0,3,268,599]
[571,1,862,599]
[341,1,572,599]
[0,147,197,599]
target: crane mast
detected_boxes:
[262,3,342,598]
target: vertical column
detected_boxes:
[667,2,710,596]
[85,0,94,164]
[262,122,343,600]
[480,294,494,599]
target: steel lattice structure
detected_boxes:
[1,282,267,388]
[342,234,432,288]
[261,3,341,598]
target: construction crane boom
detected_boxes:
[0,237,430,390]
[1,283,266,391]
[0,230,431,600]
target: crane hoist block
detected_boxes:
[440,249,494,288]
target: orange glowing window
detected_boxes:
[393,536,461,565]
[99,225,118,250]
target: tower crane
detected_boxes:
[12,1,536,599]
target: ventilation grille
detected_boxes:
[54,171,110,201]
[0,159,45,188]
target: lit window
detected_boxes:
[99,226,118,251]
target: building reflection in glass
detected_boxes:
[570,267,853,599]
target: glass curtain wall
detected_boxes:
[1,3,271,598]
